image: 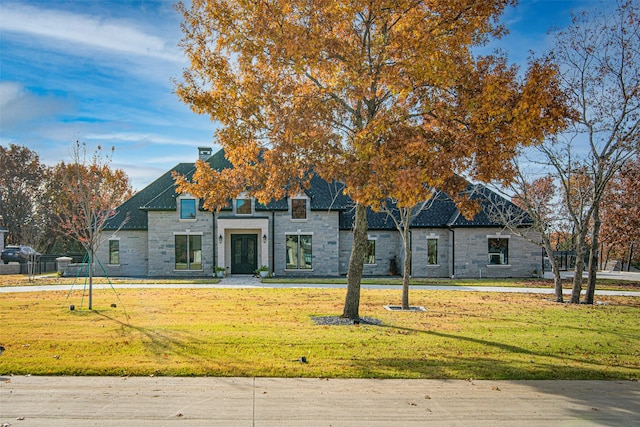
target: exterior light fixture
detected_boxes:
[263,234,267,243]
[219,234,223,244]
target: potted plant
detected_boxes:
[214,266,226,278]
[256,265,269,278]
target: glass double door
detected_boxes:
[231,234,257,274]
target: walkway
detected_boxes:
[1,376,638,426]
[1,273,638,296]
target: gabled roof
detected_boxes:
[106,148,529,231]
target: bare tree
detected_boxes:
[542,0,640,303]
[380,191,441,309]
[55,141,132,309]
[485,170,565,302]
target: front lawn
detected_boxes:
[1,287,638,380]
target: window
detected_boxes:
[180,199,196,219]
[488,238,509,265]
[427,238,438,265]
[235,198,251,215]
[365,239,376,264]
[291,198,307,220]
[175,234,202,270]
[286,234,312,270]
[108,239,119,265]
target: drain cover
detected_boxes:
[384,305,427,312]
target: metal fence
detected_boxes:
[18,253,86,275]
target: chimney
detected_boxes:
[198,147,212,161]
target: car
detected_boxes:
[1,245,40,264]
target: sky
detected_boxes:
[0,0,608,191]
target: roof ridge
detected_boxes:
[141,163,196,210]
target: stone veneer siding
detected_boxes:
[95,229,148,277]
[147,210,215,277]
[273,210,341,276]
[452,228,542,278]
[97,210,541,279]
[339,230,402,276]
[410,229,451,278]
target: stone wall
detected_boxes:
[147,210,214,277]
[411,229,452,278]
[273,210,341,276]
[95,230,149,277]
[452,228,542,278]
[339,230,402,276]
[0,263,20,275]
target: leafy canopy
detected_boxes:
[174,0,568,213]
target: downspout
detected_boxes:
[449,227,455,279]
[212,210,217,271]
[271,211,275,275]
[409,230,412,276]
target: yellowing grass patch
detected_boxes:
[0,288,638,380]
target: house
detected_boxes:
[96,148,542,278]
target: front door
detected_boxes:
[231,234,258,274]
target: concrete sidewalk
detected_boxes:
[1,376,638,426]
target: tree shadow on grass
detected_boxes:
[349,322,639,427]
[375,323,636,377]
[94,311,213,373]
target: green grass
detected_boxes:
[1,287,638,380]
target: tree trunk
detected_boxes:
[342,204,368,320]
[542,240,563,303]
[626,242,634,272]
[585,204,601,304]
[570,233,586,304]
[401,226,411,310]
[604,245,612,271]
[88,248,94,310]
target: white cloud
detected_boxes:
[85,132,213,148]
[0,3,182,62]
[0,82,73,129]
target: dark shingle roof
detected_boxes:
[106,149,528,231]
[340,184,529,230]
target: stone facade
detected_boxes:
[411,229,452,278]
[96,149,543,279]
[147,210,215,277]
[95,230,148,277]
[452,228,542,278]
[273,210,341,276]
[98,212,542,279]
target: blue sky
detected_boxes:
[0,0,605,190]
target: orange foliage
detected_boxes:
[52,145,133,249]
[174,0,570,216]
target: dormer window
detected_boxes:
[180,198,197,220]
[235,197,252,215]
[291,198,307,220]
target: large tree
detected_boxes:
[174,0,568,319]
[541,0,640,304]
[0,144,46,247]
[53,142,132,309]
